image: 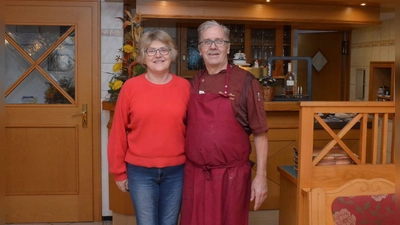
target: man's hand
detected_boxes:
[250,174,268,210]
[115,179,129,192]
[251,132,269,210]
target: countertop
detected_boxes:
[264,102,300,111]
[277,165,297,184]
[264,101,394,112]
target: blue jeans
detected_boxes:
[127,163,184,225]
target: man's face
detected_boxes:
[198,26,230,69]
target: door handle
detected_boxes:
[72,104,87,128]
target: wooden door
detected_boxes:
[297,31,344,101]
[5,1,101,223]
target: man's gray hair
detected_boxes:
[197,20,230,43]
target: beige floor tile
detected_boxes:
[6,210,278,225]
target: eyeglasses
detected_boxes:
[145,47,171,56]
[198,39,230,47]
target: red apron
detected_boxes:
[181,66,252,225]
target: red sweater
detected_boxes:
[108,74,191,181]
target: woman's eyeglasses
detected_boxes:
[145,47,171,56]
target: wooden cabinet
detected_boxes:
[177,23,205,78]
[249,25,291,75]
[178,23,292,78]
[368,61,395,101]
[227,24,246,61]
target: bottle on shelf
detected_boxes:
[254,60,259,68]
[285,62,295,97]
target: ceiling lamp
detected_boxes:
[360,3,366,6]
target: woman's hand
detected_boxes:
[116,179,129,192]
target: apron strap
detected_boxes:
[187,158,250,181]
[195,64,232,97]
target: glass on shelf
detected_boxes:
[227,24,244,44]
[251,29,263,45]
[257,48,262,61]
[283,25,291,45]
[263,46,268,61]
[263,29,275,45]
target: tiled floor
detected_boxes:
[6,210,279,225]
[6,223,112,225]
[249,210,279,225]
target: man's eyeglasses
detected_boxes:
[145,47,171,56]
[198,39,230,47]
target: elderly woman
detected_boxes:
[108,30,191,225]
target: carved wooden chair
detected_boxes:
[306,178,395,225]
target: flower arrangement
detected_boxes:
[107,10,146,103]
[258,75,277,87]
[259,75,276,101]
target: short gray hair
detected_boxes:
[197,20,230,43]
[136,30,178,65]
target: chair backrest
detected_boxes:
[308,178,395,225]
[331,193,395,224]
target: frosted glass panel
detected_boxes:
[6,69,50,104]
[5,25,64,61]
[5,25,75,104]
[40,35,75,87]
[5,42,31,90]
[5,69,75,104]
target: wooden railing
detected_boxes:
[295,101,395,224]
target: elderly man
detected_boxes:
[180,20,269,225]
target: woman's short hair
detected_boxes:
[136,30,178,65]
[197,20,230,43]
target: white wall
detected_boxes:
[100,1,124,217]
[349,17,395,164]
[100,2,178,217]
[349,18,395,101]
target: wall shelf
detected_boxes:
[368,61,394,102]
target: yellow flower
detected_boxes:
[108,11,146,103]
[113,62,122,72]
[123,44,134,53]
[131,51,137,59]
[111,79,123,90]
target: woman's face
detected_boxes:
[144,40,172,74]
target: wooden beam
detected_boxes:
[136,0,381,26]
